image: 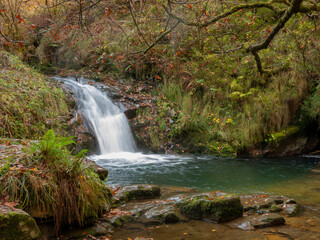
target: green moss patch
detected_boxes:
[0,205,40,240]
[177,193,243,223]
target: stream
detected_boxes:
[55,76,320,239]
[92,153,320,204]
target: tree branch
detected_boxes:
[247,0,303,53]
[163,1,283,28]
[128,1,149,46]
[144,20,180,54]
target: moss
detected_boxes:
[111,215,135,227]
[162,212,180,223]
[0,211,40,240]
[265,126,300,145]
[177,194,243,223]
[269,204,283,213]
[122,186,161,202]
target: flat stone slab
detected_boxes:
[250,213,286,228]
[113,185,161,203]
[240,194,299,217]
[176,192,243,223]
[0,204,41,240]
[145,204,183,224]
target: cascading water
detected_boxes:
[53,76,320,201]
[54,76,136,154]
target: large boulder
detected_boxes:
[176,192,243,223]
[0,205,41,240]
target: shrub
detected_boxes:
[0,129,111,234]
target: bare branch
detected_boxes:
[144,20,180,54]
[128,1,149,46]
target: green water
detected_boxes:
[93,153,320,202]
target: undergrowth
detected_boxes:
[0,51,71,139]
[0,129,110,234]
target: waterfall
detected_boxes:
[54,76,137,154]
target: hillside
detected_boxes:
[0,51,71,139]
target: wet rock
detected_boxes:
[84,158,108,180]
[285,199,297,204]
[124,108,138,119]
[114,185,161,203]
[258,202,273,209]
[177,192,243,223]
[111,215,136,227]
[283,204,299,216]
[269,204,283,213]
[274,198,284,204]
[251,214,285,228]
[66,222,110,238]
[241,194,285,212]
[0,205,41,240]
[145,204,181,224]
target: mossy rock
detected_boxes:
[269,204,283,213]
[111,215,135,227]
[251,213,285,228]
[114,185,161,203]
[0,205,41,240]
[283,204,299,216]
[176,193,243,223]
[145,204,182,224]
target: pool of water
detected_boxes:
[91,153,320,203]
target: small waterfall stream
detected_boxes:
[54,76,136,154]
[53,76,320,203]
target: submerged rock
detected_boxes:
[110,215,136,227]
[114,185,161,203]
[65,222,110,238]
[176,192,243,223]
[250,213,285,228]
[0,205,41,240]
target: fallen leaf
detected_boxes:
[104,8,112,17]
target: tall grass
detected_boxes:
[0,130,111,234]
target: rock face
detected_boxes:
[0,205,41,240]
[177,193,243,223]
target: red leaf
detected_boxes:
[187,4,192,9]
[18,42,23,48]
[104,8,112,17]
[155,75,161,80]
